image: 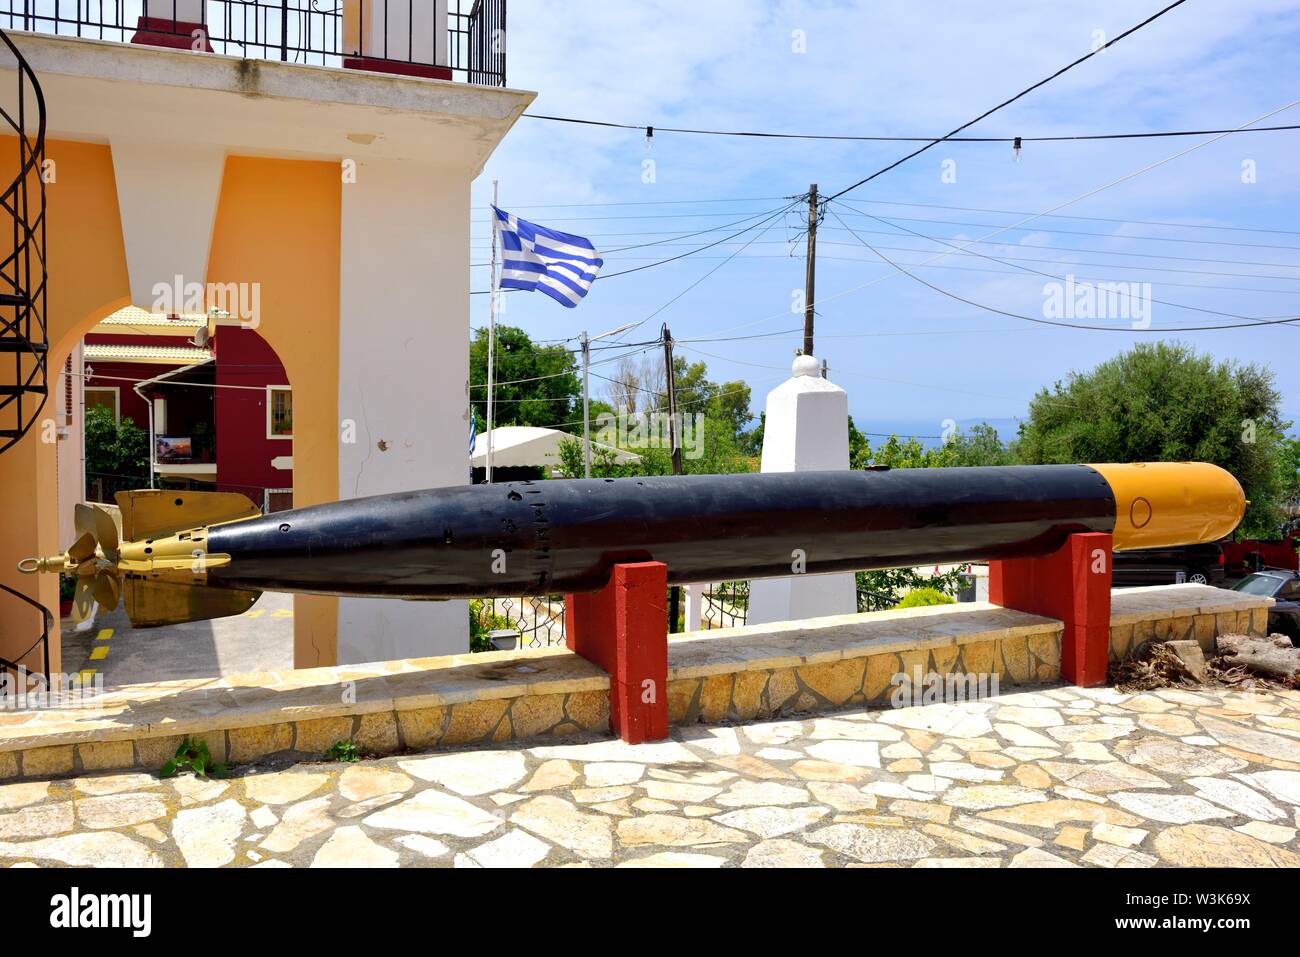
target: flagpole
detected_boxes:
[486,179,499,484]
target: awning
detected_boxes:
[471,426,641,469]
[84,343,213,364]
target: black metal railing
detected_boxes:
[0,24,50,684]
[701,581,749,628]
[474,595,566,650]
[0,581,50,688]
[0,1,506,86]
[0,24,46,455]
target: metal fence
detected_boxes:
[476,595,566,650]
[700,581,748,628]
[0,1,507,86]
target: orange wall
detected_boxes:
[207,157,341,667]
[1,146,343,672]
[0,138,131,673]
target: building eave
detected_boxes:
[1,31,537,170]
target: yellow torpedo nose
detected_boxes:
[1089,462,1246,551]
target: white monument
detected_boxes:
[745,354,859,625]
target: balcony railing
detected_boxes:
[0,1,506,86]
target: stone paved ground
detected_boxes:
[61,592,294,688]
[2,684,1299,868]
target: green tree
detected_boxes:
[853,424,1011,470]
[1014,342,1290,536]
[84,404,149,479]
[470,325,581,430]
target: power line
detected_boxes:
[476,238,1300,275]
[823,198,1300,238]
[824,0,1191,202]
[469,202,797,295]
[474,201,1300,239]
[825,207,1300,333]
[659,97,1300,346]
[477,197,784,210]
[469,342,660,392]
[830,209,1300,253]
[523,111,1300,146]
[829,202,1300,328]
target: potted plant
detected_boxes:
[59,574,76,618]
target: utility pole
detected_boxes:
[803,183,819,358]
[579,330,591,479]
[663,323,682,633]
[662,324,683,476]
[581,322,638,479]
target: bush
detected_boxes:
[856,566,968,612]
[469,598,512,653]
[896,587,956,608]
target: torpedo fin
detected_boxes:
[115,489,261,541]
[123,577,262,629]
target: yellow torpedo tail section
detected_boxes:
[18,490,264,628]
[115,489,261,541]
[123,579,261,630]
[113,490,263,627]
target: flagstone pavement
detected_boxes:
[2,684,1300,868]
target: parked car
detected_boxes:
[1230,570,1300,640]
[1111,542,1226,587]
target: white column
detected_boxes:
[143,1,205,24]
[682,582,704,632]
[345,0,448,68]
[747,355,859,625]
[109,139,225,310]
[337,158,469,664]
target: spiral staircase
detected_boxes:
[0,24,51,681]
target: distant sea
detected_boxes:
[852,417,1025,449]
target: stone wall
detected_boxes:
[0,584,1271,781]
[1107,584,1268,662]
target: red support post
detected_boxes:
[988,531,1112,687]
[566,561,669,744]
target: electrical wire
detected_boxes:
[825,207,1300,333]
[824,0,1191,202]
[829,210,1300,253]
[523,113,1300,145]
[683,97,1300,343]
[469,201,798,295]
[829,203,1300,327]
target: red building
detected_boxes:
[81,308,293,511]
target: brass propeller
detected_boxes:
[64,504,123,623]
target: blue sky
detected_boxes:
[471,0,1300,440]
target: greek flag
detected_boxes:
[493,206,603,308]
[469,413,477,454]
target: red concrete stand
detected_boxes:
[565,562,669,744]
[132,18,214,52]
[988,532,1112,687]
[342,58,454,81]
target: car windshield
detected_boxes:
[1232,574,1284,596]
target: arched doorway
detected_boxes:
[54,308,296,685]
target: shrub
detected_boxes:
[896,587,957,608]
